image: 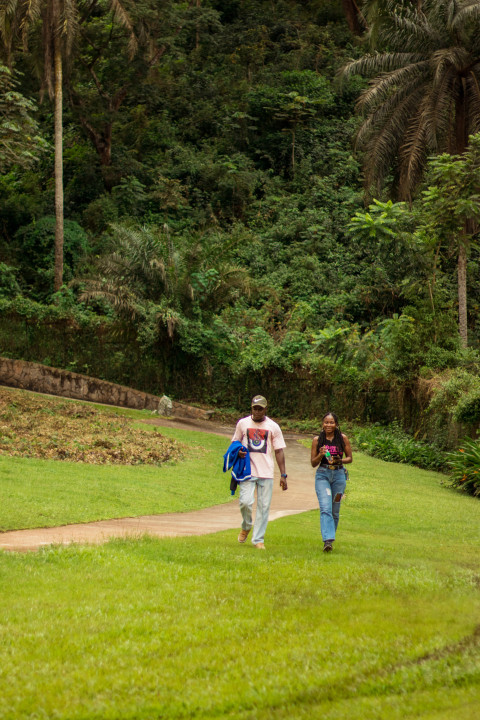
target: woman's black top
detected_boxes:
[317,433,344,468]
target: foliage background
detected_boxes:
[1,0,480,456]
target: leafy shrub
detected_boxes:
[446,440,480,496]
[82,194,119,235]
[236,326,284,373]
[14,216,89,300]
[0,262,21,299]
[453,390,480,425]
[352,422,447,472]
[425,369,480,447]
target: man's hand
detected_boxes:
[280,477,288,491]
[239,449,247,458]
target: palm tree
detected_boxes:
[341,0,480,346]
[0,0,135,292]
[80,223,251,335]
[0,0,77,291]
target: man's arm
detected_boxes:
[275,448,287,491]
[232,420,243,443]
[233,421,247,456]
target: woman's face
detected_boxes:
[322,414,337,435]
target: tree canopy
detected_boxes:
[0,0,479,440]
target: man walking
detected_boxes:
[232,395,288,549]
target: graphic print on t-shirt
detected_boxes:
[325,444,340,456]
[247,428,269,454]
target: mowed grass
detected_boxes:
[0,423,231,530]
[0,443,479,719]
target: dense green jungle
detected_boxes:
[1,0,480,479]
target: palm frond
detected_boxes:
[421,66,457,149]
[427,0,454,30]
[20,0,41,50]
[218,265,252,293]
[60,0,80,55]
[4,0,19,13]
[206,264,252,306]
[0,0,20,37]
[96,251,137,280]
[355,78,428,149]
[361,88,427,191]
[0,2,17,57]
[88,223,175,304]
[450,1,480,32]
[79,281,139,319]
[398,103,432,198]
[356,61,431,114]
[431,46,471,84]
[340,52,425,82]
[21,0,41,25]
[109,0,137,58]
[466,70,480,134]
[382,10,440,53]
[469,65,480,99]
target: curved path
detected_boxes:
[0,417,318,552]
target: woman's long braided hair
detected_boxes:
[316,412,345,455]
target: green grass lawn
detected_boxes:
[0,432,479,719]
[0,423,231,530]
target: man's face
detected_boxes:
[251,404,266,422]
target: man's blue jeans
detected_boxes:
[315,467,347,542]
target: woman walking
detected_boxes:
[311,412,353,552]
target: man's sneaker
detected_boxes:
[238,529,250,543]
[323,540,333,552]
[255,542,266,550]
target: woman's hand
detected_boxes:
[311,437,325,467]
[321,446,334,464]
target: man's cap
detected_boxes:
[251,395,267,407]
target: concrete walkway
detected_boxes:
[0,419,318,552]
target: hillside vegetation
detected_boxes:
[1,1,480,454]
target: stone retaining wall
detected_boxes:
[0,357,213,420]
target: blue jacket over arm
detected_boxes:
[223,441,251,494]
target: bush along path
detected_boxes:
[0,421,319,552]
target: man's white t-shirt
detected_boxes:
[232,415,286,479]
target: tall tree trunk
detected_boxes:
[53,28,64,292]
[455,82,469,347]
[342,0,364,35]
[458,239,468,348]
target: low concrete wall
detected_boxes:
[0,357,213,420]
